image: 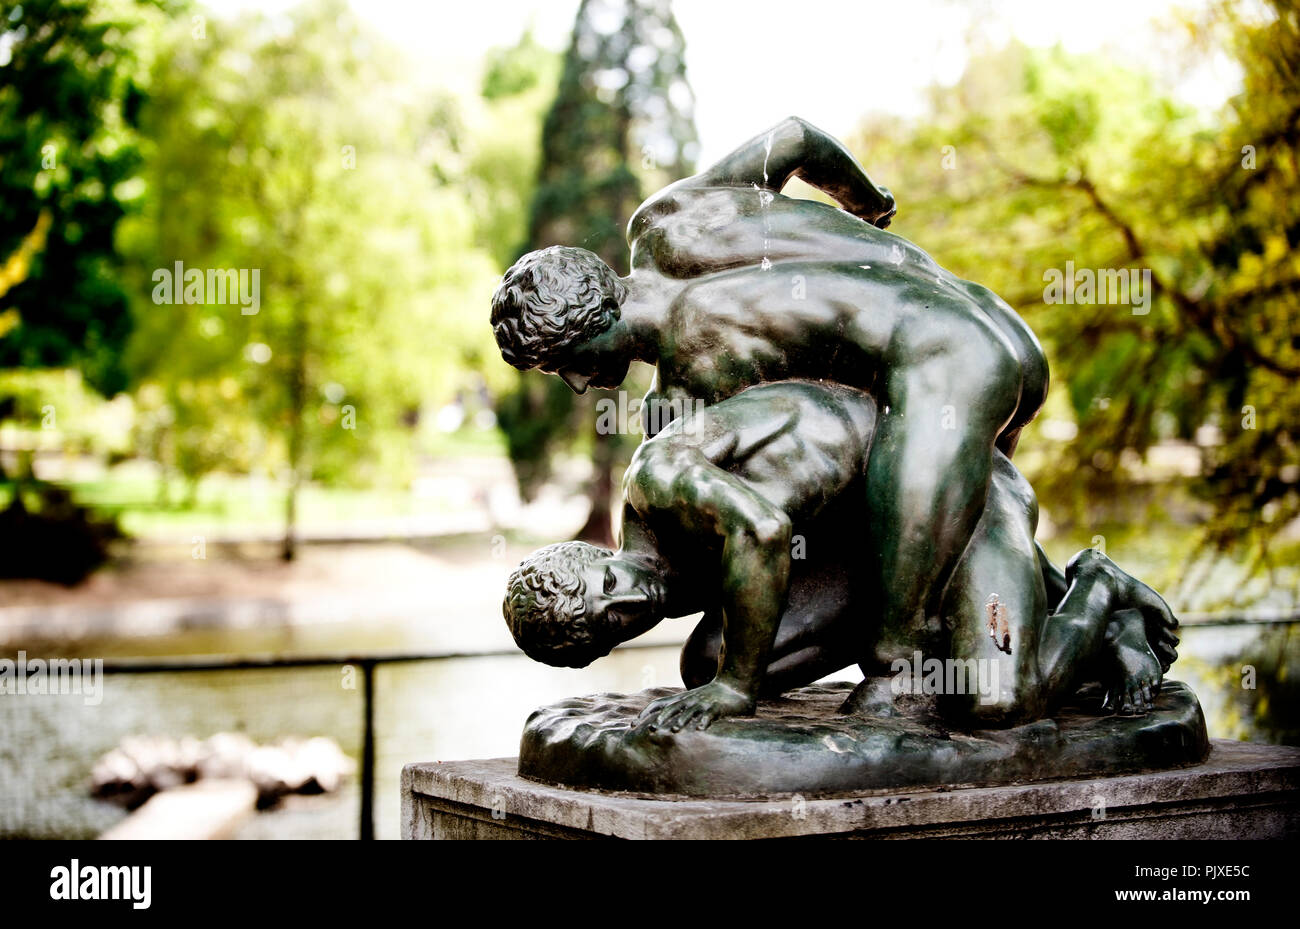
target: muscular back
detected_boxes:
[630,186,1049,436]
[627,381,876,529]
[629,185,940,280]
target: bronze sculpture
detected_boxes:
[490,117,1208,795]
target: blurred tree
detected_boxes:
[0,0,162,575]
[845,0,1299,601]
[119,0,502,558]
[481,26,554,104]
[0,0,168,395]
[468,29,560,274]
[496,0,698,545]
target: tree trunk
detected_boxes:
[575,430,617,547]
[184,476,201,509]
[282,300,308,562]
[281,476,298,562]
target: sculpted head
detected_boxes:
[490,246,632,394]
[503,541,665,668]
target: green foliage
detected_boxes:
[0,0,170,395]
[0,367,131,458]
[481,28,553,102]
[465,29,560,275]
[494,373,580,497]
[116,1,505,552]
[846,0,1299,594]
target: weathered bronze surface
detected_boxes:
[519,681,1209,797]
[490,117,1208,791]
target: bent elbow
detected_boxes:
[781,115,810,140]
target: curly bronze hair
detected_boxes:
[490,246,626,371]
[503,541,618,668]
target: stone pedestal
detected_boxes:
[402,741,1300,839]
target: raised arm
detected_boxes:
[698,116,896,227]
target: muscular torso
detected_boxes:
[628,185,1049,434]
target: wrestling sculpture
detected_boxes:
[490,117,1208,796]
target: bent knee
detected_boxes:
[1065,547,1120,587]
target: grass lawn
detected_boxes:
[3,475,478,537]
[1,429,512,539]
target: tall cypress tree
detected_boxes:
[497,0,698,545]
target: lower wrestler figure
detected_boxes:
[503,380,1178,732]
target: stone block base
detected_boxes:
[402,740,1300,839]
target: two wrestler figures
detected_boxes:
[490,117,1178,734]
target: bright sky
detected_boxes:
[206,0,1240,163]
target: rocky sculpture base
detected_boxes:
[516,680,1210,797]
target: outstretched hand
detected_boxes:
[635,679,756,733]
